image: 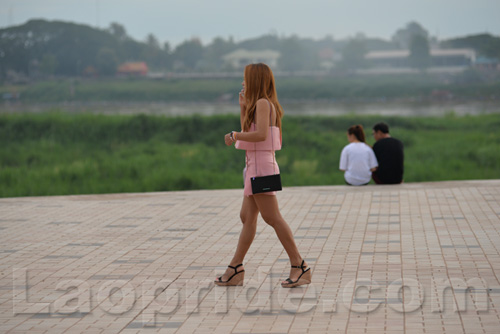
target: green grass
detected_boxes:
[1,112,499,197]
[2,75,500,103]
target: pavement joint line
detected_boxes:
[121,274,182,331]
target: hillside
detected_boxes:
[441,33,500,59]
[0,19,160,77]
[2,19,499,82]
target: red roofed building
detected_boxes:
[117,62,148,77]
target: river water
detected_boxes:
[1,100,499,117]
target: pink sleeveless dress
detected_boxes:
[235,123,282,196]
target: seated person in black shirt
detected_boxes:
[371,122,404,184]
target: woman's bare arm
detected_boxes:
[240,106,245,131]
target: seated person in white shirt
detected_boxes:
[339,125,378,186]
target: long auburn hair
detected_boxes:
[242,63,284,132]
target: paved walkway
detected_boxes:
[1,180,500,334]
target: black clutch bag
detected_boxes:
[251,174,282,194]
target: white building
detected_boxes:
[363,48,476,73]
[222,49,281,69]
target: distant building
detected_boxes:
[222,49,281,69]
[364,48,476,73]
[117,62,148,77]
[83,65,98,78]
[474,56,499,70]
[318,48,341,70]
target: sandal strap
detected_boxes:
[291,260,306,270]
[228,264,244,275]
[218,264,244,283]
[228,264,243,271]
[283,265,311,285]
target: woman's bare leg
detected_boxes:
[218,195,259,281]
[252,194,308,282]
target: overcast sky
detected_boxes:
[1,0,499,47]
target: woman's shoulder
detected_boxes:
[256,98,271,107]
[345,142,372,151]
[256,98,274,116]
[355,143,373,153]
[342,142,355,151]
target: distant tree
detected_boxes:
[146,34,160,49]
[95,47,118,75]
[121,39,144,61]
[317,35,335,49]
[0,28,30,75]
[279,36,307,72]
[339,38,368,70]
[108,23,128,41]
[238,34,280,51]
[409,34,431,70]
[173,38,204,70]
[393,21,429,49]
[143,33,164,70]
[203,37,235,70]
[442,33,500,59]
[162,42,173,70]
[40,54,57,76]
[163,42,172,54]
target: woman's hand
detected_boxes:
[239,90,246,109]
[224,133,234,146]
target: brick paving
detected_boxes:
[1,180,500,333]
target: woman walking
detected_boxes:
[215,63,311,288]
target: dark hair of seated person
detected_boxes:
[373,122,389,134]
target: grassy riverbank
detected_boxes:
[2,75,500,103]
[1,112,499,197]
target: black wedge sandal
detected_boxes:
[215,264,245,286]
[281,260,312,288]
